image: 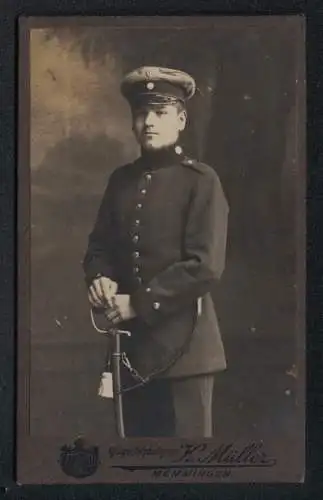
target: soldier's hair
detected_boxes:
[175,100,186,114]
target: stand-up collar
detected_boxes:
[139,144,185,169]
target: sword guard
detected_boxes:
[90,308,131,336]
[115,329,131,337]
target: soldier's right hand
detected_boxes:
[88,276,118,309]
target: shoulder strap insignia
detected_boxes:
[181,156,206,174]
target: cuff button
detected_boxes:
[153,302,160,310]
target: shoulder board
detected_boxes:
[181,157,208,174]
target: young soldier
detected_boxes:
[83,66,229,437]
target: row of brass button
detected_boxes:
[132,171,153,287]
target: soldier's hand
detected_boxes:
[104,294,136,324]
[88,276,118,309]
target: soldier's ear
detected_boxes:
[178,109,187,131]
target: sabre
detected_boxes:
[90,306,131,438]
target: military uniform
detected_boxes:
[83,67,229,437]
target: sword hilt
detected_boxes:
[90,307,132,337]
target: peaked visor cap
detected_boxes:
[121,66,196,108]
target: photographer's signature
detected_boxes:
[109,441,276,476]
[174,442,276,467]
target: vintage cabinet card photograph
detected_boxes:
[18,15,306,483]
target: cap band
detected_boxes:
[123,80,186,101]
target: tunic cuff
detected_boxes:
[130,285,163,327]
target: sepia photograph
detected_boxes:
[18,15,305,483]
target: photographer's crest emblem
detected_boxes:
[59,437,99,478]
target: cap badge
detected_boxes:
[146,82,155,90]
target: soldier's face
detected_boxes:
[132,104,187,151]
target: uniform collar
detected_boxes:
[139,144,185,169]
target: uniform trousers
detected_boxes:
[122,373,215,438]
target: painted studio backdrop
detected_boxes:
[29,18,304,453]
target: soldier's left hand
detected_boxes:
[105,294,136,324]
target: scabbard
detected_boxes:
[111,333,125,438]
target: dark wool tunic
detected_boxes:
[83,147,229,380]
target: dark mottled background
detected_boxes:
[29,18,304,457]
